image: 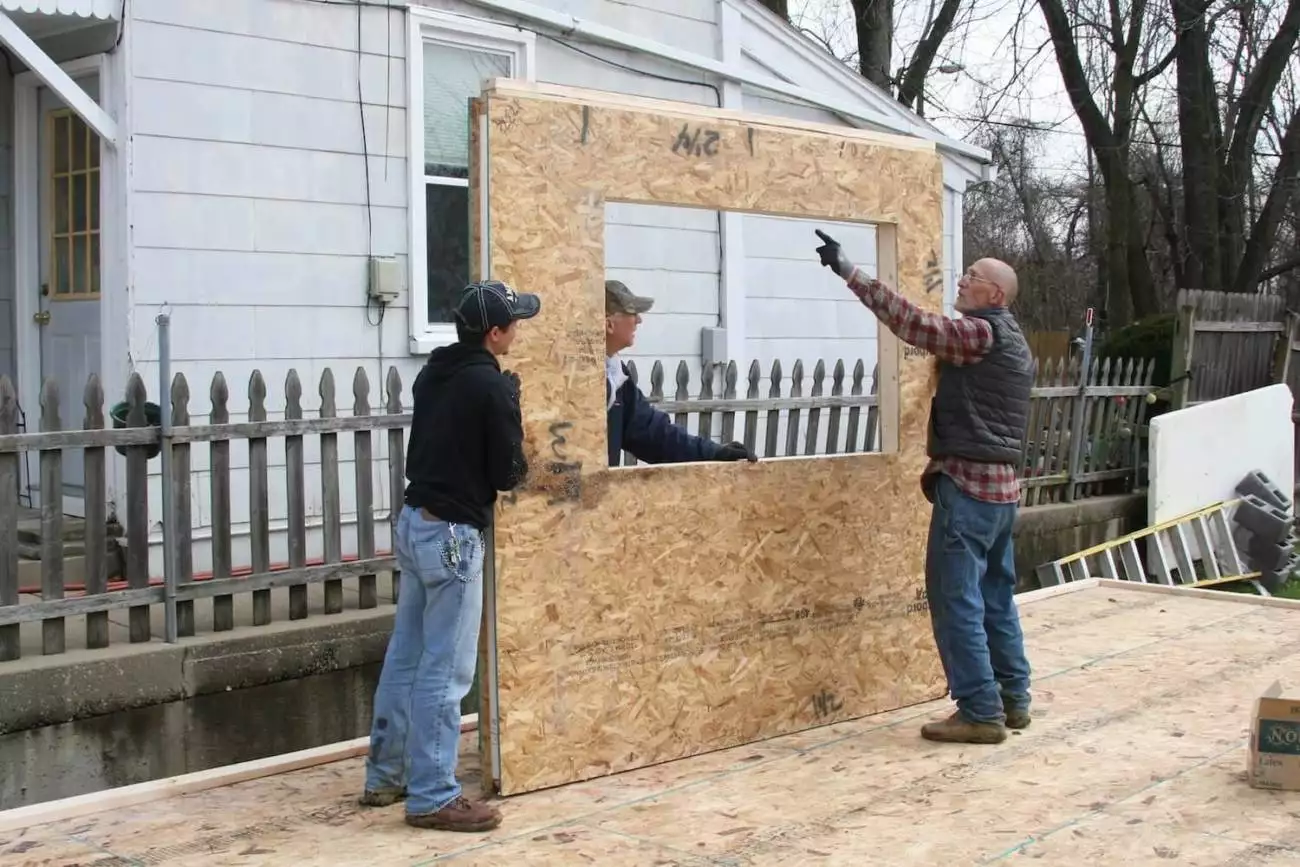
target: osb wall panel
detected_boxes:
[478,81,947,797]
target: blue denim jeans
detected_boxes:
[925,472,1032,724]
[364,505,485,815]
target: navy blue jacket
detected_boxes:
[607,366,721,466]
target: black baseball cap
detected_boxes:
[454,280,541,333]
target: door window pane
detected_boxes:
[423,41,510,178]
[46,109,102,298]
[426,183,470,323]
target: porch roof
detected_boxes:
[0,0,117,17]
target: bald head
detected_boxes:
[957,258,1019,312]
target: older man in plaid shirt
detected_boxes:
[815,229,1034,745]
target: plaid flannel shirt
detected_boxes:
[846,267,1022,505]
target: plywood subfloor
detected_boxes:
[4,583,1300,866]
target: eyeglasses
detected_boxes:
[962,269,999,286]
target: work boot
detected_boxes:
[920,711,1007,744]
[406,796,502,832]
[358,786,407,807]
[1005,706,1032,729]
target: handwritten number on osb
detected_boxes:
[671,123,720,158]
[812,689,843,719]
[924,248,943,295]
[549,421,573,460]
[545,421,581,505]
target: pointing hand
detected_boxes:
[814,230,854,279]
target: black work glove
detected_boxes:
[716,441,758,462]
[501,369,521,403]
[815,229,855,279]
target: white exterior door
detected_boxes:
[33,79,102,515]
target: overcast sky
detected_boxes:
[787,0,1091,178]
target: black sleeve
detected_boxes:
[484,377,528,492]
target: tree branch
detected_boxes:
[1225,0,1300,172]
[896,0,963,110]
[1036,0,1122,175]
[1261,255,1300,283]
[1133,43,1177,87]
[1235,105,1300,292]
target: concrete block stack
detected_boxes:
[1233,471,1298,593]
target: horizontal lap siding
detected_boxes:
[743,214,880,456]
[125,0,726,575]
[129,0,411,577]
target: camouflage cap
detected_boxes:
[605,280,654,315]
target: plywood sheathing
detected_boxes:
[8,585,1300,866]
[476,79,951,796]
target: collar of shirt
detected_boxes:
[606,355,628,409]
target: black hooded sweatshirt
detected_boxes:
[402,342,527,530]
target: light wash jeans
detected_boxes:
[364,505,485,815]
[925,472,1032,724]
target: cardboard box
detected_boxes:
[1248,681,1300,790]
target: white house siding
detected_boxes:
[742,213,878,455]
[126,0,411,576]
[120,0,972,576]
[124,0,730,576]
[0,65,14,388]
[606,202,720,400]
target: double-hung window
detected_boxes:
[407,9,535,353]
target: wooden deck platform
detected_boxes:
[3,580,1299,866]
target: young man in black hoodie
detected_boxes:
[361,280,537,832]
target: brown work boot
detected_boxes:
[406,796,502,832]
[1005,707,1031,730]
[358,786,407,807]
[921,711,1007,744]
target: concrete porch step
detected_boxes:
[13,507,123,582]
[16,508,87,547]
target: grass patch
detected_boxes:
[1274,577,1300,600]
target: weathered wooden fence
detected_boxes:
[0,365,411,663]
[614,354,1158,506]
[614,359,882,465]
[1018,356,1157,506]
[1169,289,1289,408]
[2,348,1158,663]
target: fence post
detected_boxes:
[157,312,178,644]
[1169,304,1197,410]
[1064,309,1095,502]
[1271,310,1299,385]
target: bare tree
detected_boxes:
[964,124,1100,330]
[779,0,967,115]
[1175,0,1300,293]
[1035,0,1176,324]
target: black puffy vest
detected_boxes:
[926,307,1033,465]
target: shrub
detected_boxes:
[1095,313,1176,386]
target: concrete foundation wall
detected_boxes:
[1012,493,1147,592]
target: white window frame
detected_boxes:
[407,7,536,354]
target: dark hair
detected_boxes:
[456,321,488,346]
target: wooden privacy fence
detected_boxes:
[618,354,1158,506]
[0,361,411,663]
[1169,289,1290,408]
